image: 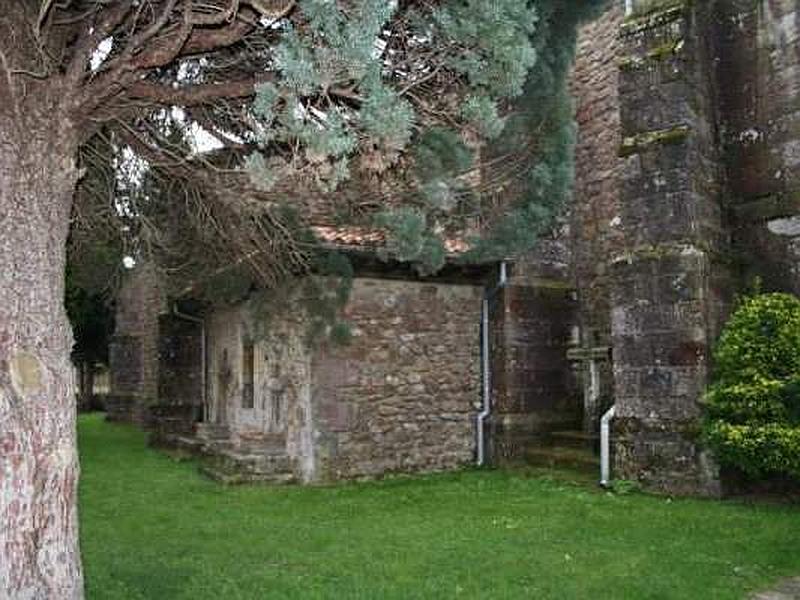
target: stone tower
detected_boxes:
[571,0,800,495]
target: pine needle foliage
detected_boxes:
[372,0,610,269]
[73,1,612,340]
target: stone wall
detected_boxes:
[108,263,165,424]
[714,0,800,294]
[204,301,313,478]
[569,5,626,428]
[158,314,203,407]
[610,0,733,496]
[565,0,800,495]
[488,233,581,462]
[155,313,204,434]
[310,278,483,481]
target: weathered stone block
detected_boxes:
[614,417,720,497]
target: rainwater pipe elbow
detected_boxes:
[600,405,616,487]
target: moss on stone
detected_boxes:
[619,125,691,157]
[620,1,688,37]
[619,37,685,71]
[733,191,800,223]
[527,277,575,291]
[649,37,685,60]
[609,242,730,268]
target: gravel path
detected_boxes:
[751,578,800,599]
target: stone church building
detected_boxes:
[109,0,800,495]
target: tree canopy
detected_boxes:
[59,0,608,289]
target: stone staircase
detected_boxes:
[196,429,296,485]
[195,423,232,448]
[160,424,297,485]
[525,429,601,475]
[199,449,296,485]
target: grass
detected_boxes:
[78,413,800,599]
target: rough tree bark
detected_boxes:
[0,3,262,593]
[0,80,84,597]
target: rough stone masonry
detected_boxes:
[570,0,800,495]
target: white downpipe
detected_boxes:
[477,297,491,466]
[498,261,508,287]
[600,405,616,487]
[172,304,206,420]
[477,261,509,467]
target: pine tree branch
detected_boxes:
[65,2,133,86]
[125,78,258,106]
[181,13,255,54]
[73,3,259,119]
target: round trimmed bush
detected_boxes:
[704,293,800,480]
[713,293,800,385]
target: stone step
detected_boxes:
[235,433,286,454]
[548,430,600,452]
[525,446,600,474]
[173,435,204,453]
[200,450,296,485]
[199,464,296,486]
[195,423,231,441]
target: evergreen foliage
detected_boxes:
[703,293,800,480]
[465,0,608,262]
[65,285,114,369]
[376,207,447,275]
[96,0,612,293]
[65,224,120,375]
[432,0,539,99]
[373,0,609,269]
[304,249,355,346]
[65,253,115,403]
[107,1,612,343]
[246,0,413,188]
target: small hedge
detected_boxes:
[705,422,800,479]
[703,293,800,480]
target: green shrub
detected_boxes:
[703,293,800,479]
[704,422,800,479]
[704,377,791,425]
[713,293,800,385]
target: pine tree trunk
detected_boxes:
[0,94,84,598]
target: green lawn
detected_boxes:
[78,413,800,599]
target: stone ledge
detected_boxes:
[733,190,800,223]
[619,125,691,157]
[522,276,575,291]
[621,1,688,37]
[619,37,685,71]
[609,242,708,266]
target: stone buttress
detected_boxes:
[610,0,733,496]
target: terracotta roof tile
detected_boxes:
[311,225,470,255]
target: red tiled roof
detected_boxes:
[311,225,470,255]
